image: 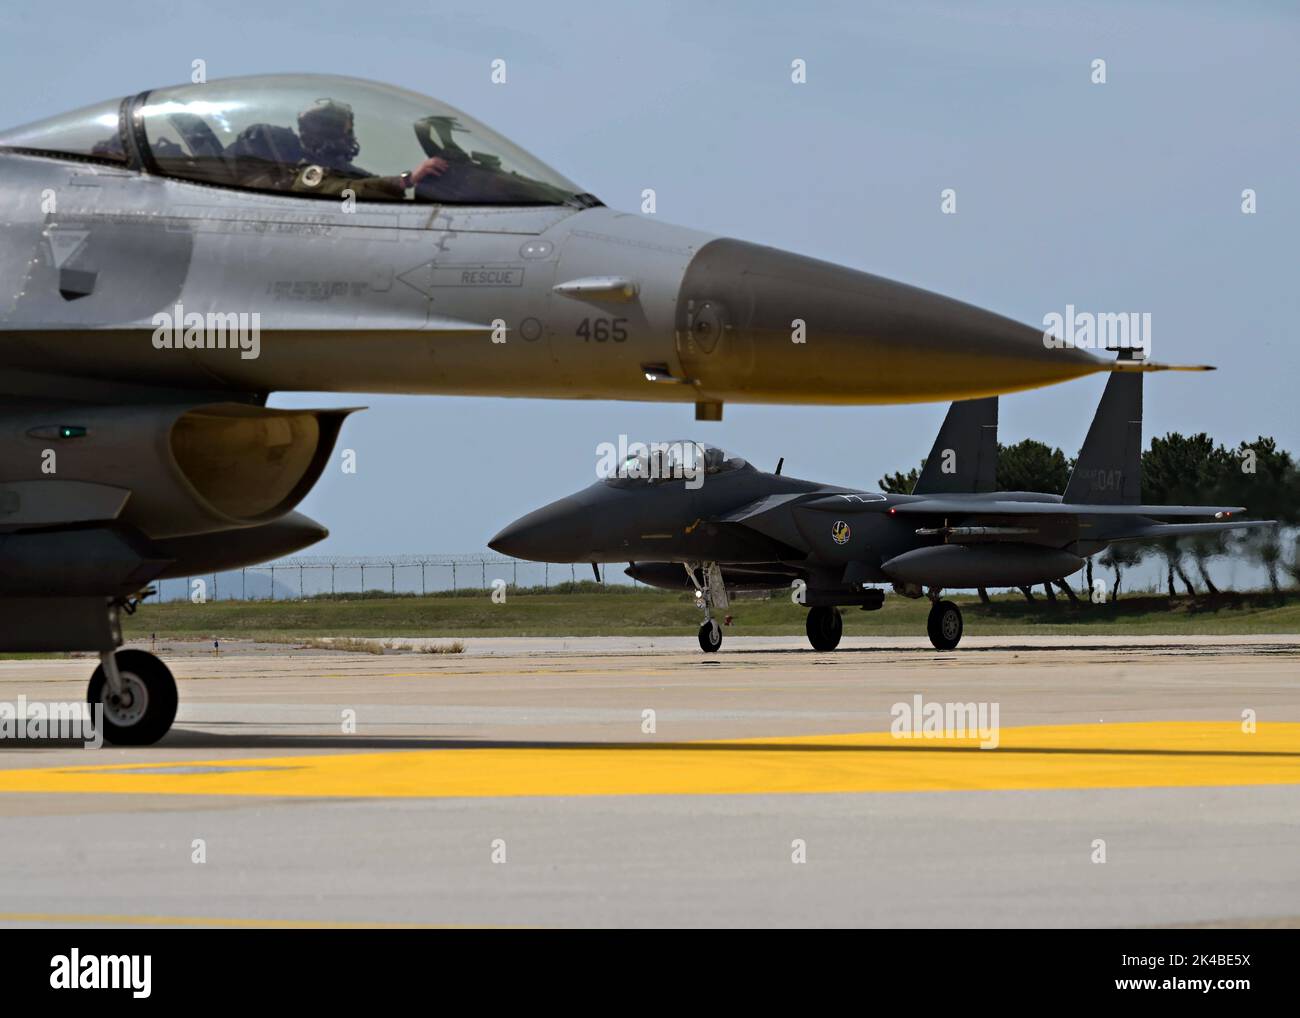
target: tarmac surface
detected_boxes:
[0,634,1297,928]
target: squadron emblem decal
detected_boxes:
[831,520,851,545]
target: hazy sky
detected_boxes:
[3,0,1296,557]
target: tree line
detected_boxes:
[880,434,1300,600]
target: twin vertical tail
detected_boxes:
[912,397,999,495]
[910,354,1155,504]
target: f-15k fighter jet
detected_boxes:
[490,364,1273,652]
[0,74,1199,741]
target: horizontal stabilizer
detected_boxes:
[1107,520,1278,542]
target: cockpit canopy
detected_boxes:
[0,74,592,207]
[602,441,750,488]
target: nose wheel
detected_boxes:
[805,605,843,651]
[926,599,963,650]
[698,619,722,653]
[87,649,178,745]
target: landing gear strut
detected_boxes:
[805,605,843,651]
[926,593,963,651]
[687,561,728,653]
[87,649,178,745]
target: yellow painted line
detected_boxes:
[0,723,1295,799]
[0,913,511,929]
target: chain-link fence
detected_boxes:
[156,554,639,603]
[152,539,1294,605]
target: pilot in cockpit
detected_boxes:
[291,99,447,200]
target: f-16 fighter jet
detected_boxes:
[490,365,1273,652]
[0,74,1203,741]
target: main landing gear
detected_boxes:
[87,641,178,747]
[926,591,963,651]
[687,561,729,653]
[805,605,843,651]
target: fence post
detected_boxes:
[421,563,426,597]
[270,565,275,601]
[452,562,457,593]
[544,563,548,589]
[391,562,395,594]
[241,568,246,601]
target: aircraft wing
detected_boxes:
[891,499,1250,518]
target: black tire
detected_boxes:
[87,650,178,746]
[805,606,843,651]
[926,600,963,651]
[698,619,722,653]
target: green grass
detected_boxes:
[119,584,1300,641]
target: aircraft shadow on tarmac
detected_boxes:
[710,643,1300,657]
[9,728,1295,757]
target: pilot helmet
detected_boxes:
[298,99,360,162]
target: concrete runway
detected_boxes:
[0,634,1297,927]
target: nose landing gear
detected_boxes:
[697,619,722,652]
[87,648,178,745]
[687,561,729,653]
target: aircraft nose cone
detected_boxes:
[488,496,593,562]
[676,239,1105,402]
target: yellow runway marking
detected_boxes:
[0,723,1296,799]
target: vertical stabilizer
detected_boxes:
[1063,357,1143,505]
[912,397,999,494]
